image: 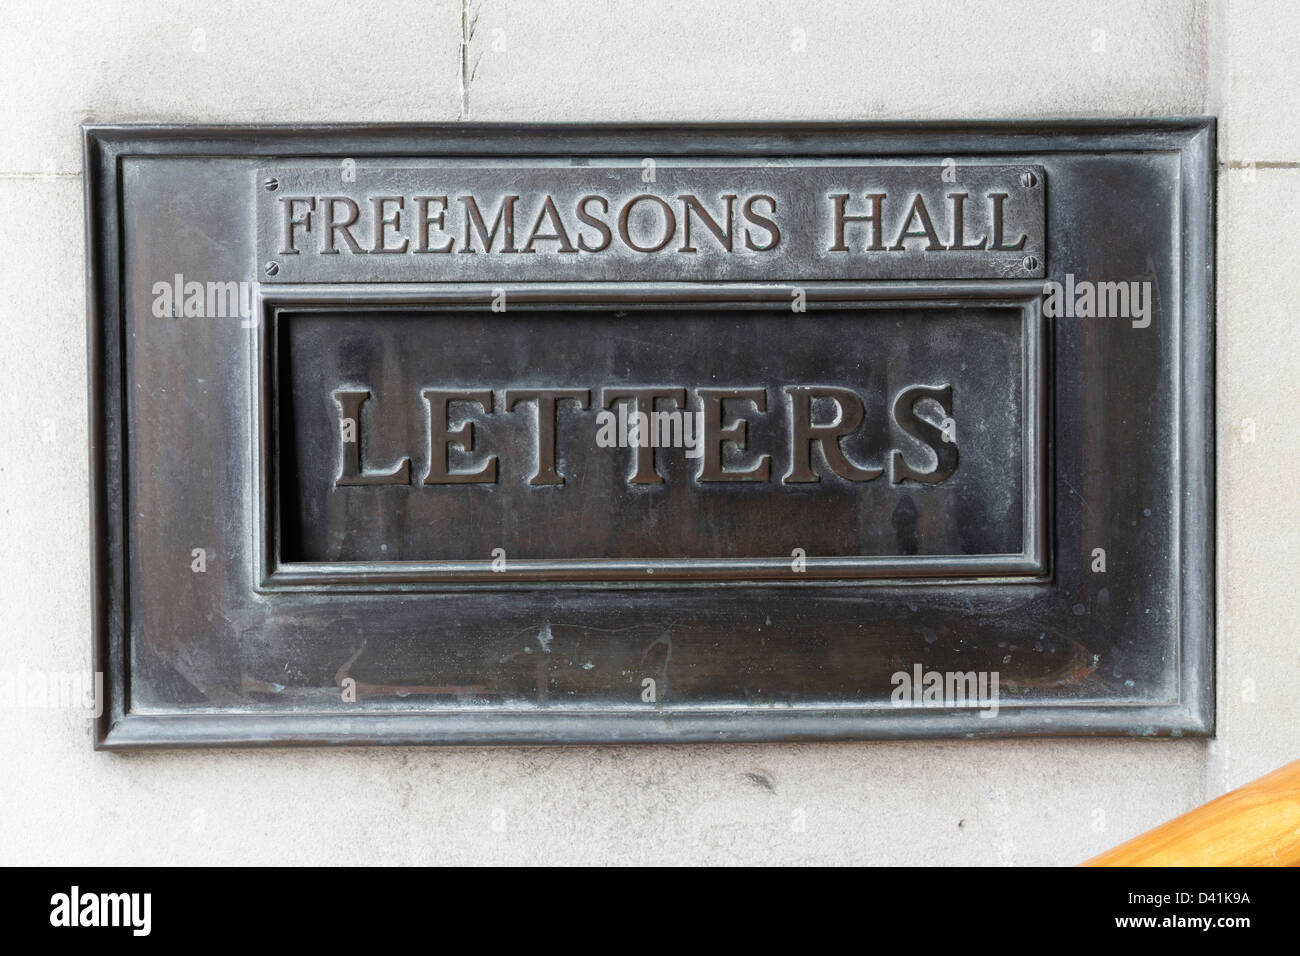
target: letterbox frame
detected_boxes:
[85,120,1214,748]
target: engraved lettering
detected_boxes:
[618,195,677,254]
[414,196,455,253]
[505,388,590,485]
[332,390,411,486]
[988,193,1027,251]
[320,197,365,255]
[422,389,498,484]
[599,387,688,483]
[742,194,781,251]
[783,386,883,483]
[370,196,408,254]
[459,195,520,253]
[697,388,771,482]
[521,196,578,254]
[889,193,946,252]
[890,384,958,484]
[278,197,315,255]
[828,193,886,252]
[678,194,736,253]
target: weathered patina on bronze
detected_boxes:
[85,121,1214,747]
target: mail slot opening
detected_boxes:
[255,291,1045,585]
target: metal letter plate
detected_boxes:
[256,164,1045,283]
[85,122,1214,747]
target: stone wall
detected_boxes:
[0,0,1292,865]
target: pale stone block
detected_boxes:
[467,0,1208,122]
[1210,0,1300,161]
[0,0,463,174]
[1210,167,1300,793]
[0,1,1238,866]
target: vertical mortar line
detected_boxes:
[1213,0,1232,808]
[1204,0,1221,810]
[460,0,471,119]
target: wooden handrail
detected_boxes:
[1084,758,1300,866]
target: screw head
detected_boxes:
[264,261,280,277]
[1022,255,1040,271]
[1020,170,1038,188]
[263,176,279,192]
